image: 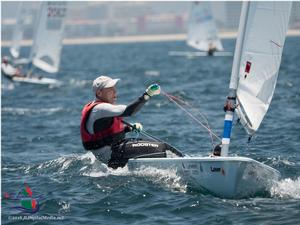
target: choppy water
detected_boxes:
[2,37,300,225]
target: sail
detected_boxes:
[10,3,27,58]
[187,2,223,52]
[235,2,292,135]
[31,2,67,73]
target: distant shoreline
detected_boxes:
[2,30,300,46]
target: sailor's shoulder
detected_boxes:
[92,102,111,110]
[93,102,125,111]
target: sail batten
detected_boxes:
[235,2,292,135]
[30,2,67,73]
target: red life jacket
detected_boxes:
[80,101,125,150]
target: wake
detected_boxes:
[270,177,300,199]
[22,153,187,193]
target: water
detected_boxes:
[2,37,300,224]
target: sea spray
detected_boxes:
[132,166,187,193]
[270,177,300,198]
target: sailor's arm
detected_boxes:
[121,84,161,117]
[120,93,148,117]
[90,96,148,118]
[89,84,160,132]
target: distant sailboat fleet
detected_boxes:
[2,2,67,85]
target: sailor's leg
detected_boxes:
[108,139,166,168]
[91,146,112,164]
[107,139,184,169]
[120,139,167,159]
[108,142,128,169]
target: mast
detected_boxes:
[221,2,250,156]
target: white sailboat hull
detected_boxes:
[2,63,60,86]
[128,156,280,198]
[11,76,60,85]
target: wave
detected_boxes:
[24,153,96,175]
[270,177,300,199]
[1,82,15,91]
[22,153,300,198]
[68,78,91,87]
[132,166,187,193]
[144,70,160,77]
[22,153,186,193]
[2,107,64,116]
[79,154,186,193]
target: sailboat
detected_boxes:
[169,2,232,58]
[1,2,67,85]
[9,2,31,64]
[128,2,292,198]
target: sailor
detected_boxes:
[1,57,23,77]
[80,75,182,168]
[207,42,217,56]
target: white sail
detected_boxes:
[235,2,292,135]
[31,2,67,73]
[10,3,27,59]
[187,2,223,52]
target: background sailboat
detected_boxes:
[2,2,67,85]
[187,1,223,53]
[128,1,292,198]
[10,2,29,61]
[169,1,231,57]
[2,3,33,66]
[30,1,67,74]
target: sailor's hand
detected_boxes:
[146,84,161,97]
[131,122,143,132]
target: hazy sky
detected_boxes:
[2,1,191,19]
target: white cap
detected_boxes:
[92,75,120,93]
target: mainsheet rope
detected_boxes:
[161,90,222,147]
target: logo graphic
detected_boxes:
[3,183,44,214]
[244,61,252,79]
